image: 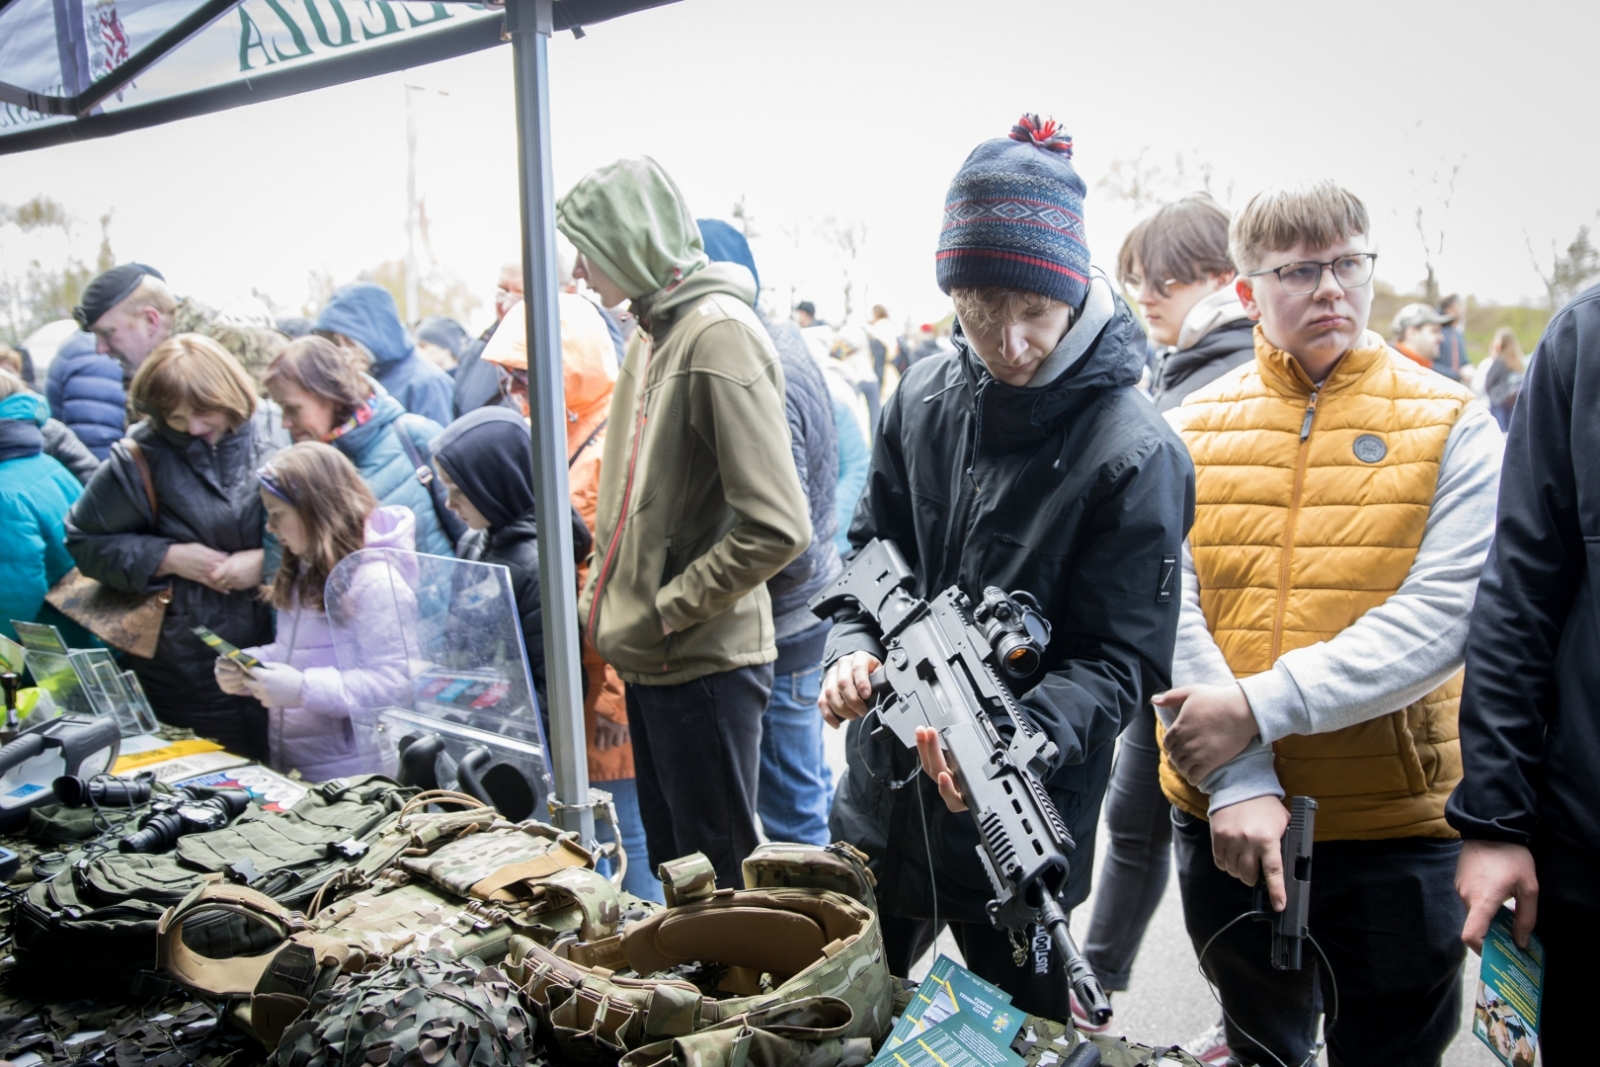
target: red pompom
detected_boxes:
[1009,113,1073,156]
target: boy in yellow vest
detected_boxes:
[1153,182,1502,1066]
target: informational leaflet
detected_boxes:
[10,621,67,653]
[1473,906,1542,1067]
[887,955,1013,1049]
[879,1017,1025,1067]
[112,738,250,782]
[174,765,309,813]
[875,955,1024,1067]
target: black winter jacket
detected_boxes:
[1150,318,1255,413]
[1446,284,1600,858]
[760,313,841,671]
[41,417,100,484]
[64,418,277,758]
[457,507,594,721]
[825,299,1194,920]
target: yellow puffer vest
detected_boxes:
[1159,327,1473,839]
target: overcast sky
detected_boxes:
[4,0,1597,332]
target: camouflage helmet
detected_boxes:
[270,952,538,1067]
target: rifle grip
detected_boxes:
[867,666,891,701]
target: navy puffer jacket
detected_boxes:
[45,332,125,460]
[759,312,840,645]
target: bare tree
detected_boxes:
[731,196,758,240]
[0,195,113,345]
[1527,217,1600,310]
[1096,149,1235,212]
[817,216,867,323]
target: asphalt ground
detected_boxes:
[820,717,1502,1066]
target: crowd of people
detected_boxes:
[0,111,1592,1067]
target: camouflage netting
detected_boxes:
[0,987,257,1067]
[270,953,541,1067]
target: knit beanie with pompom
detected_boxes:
[936,114,1089,308]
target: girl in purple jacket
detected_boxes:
[213,441,415,779]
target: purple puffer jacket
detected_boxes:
[247,506,416,780]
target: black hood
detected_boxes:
[431,407,537,530]
[1158,318,1255,397]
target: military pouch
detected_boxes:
[156,881,356,1048]
[9,872,172,994]
[508,869,894,1067]
[617,997,875,1067]
[740,842,878,912]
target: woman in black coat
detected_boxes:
[66,336,277,758]
[429,407,590,723]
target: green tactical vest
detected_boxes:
[9,775,414,996]
[155,796,650,1048]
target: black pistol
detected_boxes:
[808,538,1112,1025]
[1255,795,1316,969]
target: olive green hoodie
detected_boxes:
[560,158,811,685]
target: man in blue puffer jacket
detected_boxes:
[46,330,125,460]
[314,283,454,426]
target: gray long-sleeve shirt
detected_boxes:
[1161,400,1504,812]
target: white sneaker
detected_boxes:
[1186,1020,1231,1065]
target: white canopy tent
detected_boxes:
[0,0,682,842]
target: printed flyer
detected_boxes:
[1473,906,1542,1067]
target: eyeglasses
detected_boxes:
[1247,253,1377,295]
[1123,276,1180,297]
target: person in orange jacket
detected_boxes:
[482,292,661,901]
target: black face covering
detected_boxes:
[430,407,535,530]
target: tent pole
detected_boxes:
[507,0,593,843]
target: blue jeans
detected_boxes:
[757,665,833,845]
[593,776,663,902]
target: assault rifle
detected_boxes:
[1256,795,1316,970]
[808,538,1113,1026]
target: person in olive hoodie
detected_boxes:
[559,156,812,889]
[66,335,277,758]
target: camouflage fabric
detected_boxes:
[507,846,895,1067]
[170,298,287,386]
[618,997,875,1067]
[657,852,717,907]
[270,952,539,1067]
[399,821,592,899]
[741,842,878,911]
[1012,1016,1209,1067]
[0,975,254,1067]
[310,880,516,964]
